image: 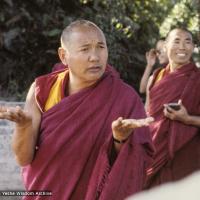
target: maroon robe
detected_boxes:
[22,66,154,200]
[51,62,66,72]
[146,62,200,188]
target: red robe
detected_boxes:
[146,62,200,187]
[22,66,154,200]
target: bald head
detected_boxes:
[164,28,194,69]
[166,28,193,42]
[61,20,106,49]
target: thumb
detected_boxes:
[112,117,123,128]
[178,99,182,105]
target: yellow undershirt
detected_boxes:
[155,68,167,83]
[44,71,67,111]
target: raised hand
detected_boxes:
[146,49,157,69]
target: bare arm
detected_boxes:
[164,100,200,127]
[139,49,156,94]
[145,75,153,112]
[0,83,41,166]
[13,82,41,166]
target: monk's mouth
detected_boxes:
[87,66,102,72]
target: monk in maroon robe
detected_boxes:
[0,20,154,200]
[145,28,200,188]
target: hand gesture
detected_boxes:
[146,49,157,69]
[112,117,154,142]
[163,100,189,124]
[0,106,32,129]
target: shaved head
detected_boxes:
[58,19,108,87]
[164,27,194,69]
[166,28,193,42]
[61,20,106,49]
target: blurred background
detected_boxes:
[0,0,199,100]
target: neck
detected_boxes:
[169,61,190,72]
[68,75,97,95]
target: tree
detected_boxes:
[0,0,199,100]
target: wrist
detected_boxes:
[146,64,154,69]
[183,114,192,125]
[15,122,32,130]
[112,136,128,144]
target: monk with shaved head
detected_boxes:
[145,28,200,188]
[0,20,154,200]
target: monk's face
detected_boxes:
[61,26,108,84]
[156,40,168,65]
[165,29,194,69]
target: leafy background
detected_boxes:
[0,0,199,100]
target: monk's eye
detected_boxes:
[98,45,105,49]
[173,40,180,44]
[80,48,89,52]
[186,40,192,44]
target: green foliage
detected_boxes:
[0,0,199,100]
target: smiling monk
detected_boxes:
[145,28,200,188]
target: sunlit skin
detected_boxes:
[59,25,154,152]
[58,26,108,95]
[163,100,190,123]
[165,29,194,72]
[162,29,200,126]
[145,29,200,127]
[0,83,41,166]
[139,40,168,94]
[156,40,169,65]
[0,22,155,165]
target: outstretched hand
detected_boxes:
[112,117,154,142]
[0,106,32,128]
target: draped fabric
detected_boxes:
[22,66,154,200]
[52,62,66,72]
[146,63,200,187]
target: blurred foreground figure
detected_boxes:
[127,171,200,200]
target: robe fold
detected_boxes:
[22,66,153,200]
[146,62,200,187]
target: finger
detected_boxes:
[136,118,152,127]
[116,117,123,125]
[121,118,149,129]
[178,99,182,105]
[163,104,174,113]
[145,117,154,123]
[6,108,24,123]
[0,106,9,119]
[15,106,26,118]
[163,107,176,119]
[112,117,123,128]
[0,106,7,112]
[1,112,19,122]
[0,106,21,122]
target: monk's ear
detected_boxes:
[58,47,68,65]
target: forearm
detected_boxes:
[113,141,123,154]
[140,66,153,93]
[183,115,200,127]
[12,125,36,166]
